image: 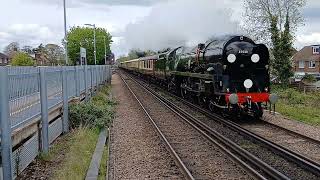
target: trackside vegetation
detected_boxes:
[272,85,320,126]
[47,86,114,180]
[52,128,100,180]
[69,86,116,130]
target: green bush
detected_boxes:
[11,52,35,66]
[302,74,317,83]
[69,87,115,130]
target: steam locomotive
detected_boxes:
[120,35,278,118]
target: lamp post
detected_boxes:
[84,23,97,65]
[63,0,68,65]
[104,36,107,65]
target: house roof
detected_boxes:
[293,46,320,61]
[0,52,9,58]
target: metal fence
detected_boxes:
[0,65,112,180]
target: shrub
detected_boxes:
[69,87,115,130]
[302,74,317,83]
[11,52,35,66]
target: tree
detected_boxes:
[244,0,306,85]
[10,52,35,66]
[67,26,113,65]
[4,42,20,58]
[21,45,34,54]
[45,44,64,65]
[33,44,48,65]
[116,49,157,63]
[117,56,130,63]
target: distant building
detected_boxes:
[0,53,10,66]
[292,45,320,80]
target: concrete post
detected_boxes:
[84,65,89,102]
[96,66,99,90]
[0,67,13,180]
[62,68,69,133]
[39,67,49,153]
[108,66,111,84]
[75,66,80,97]
[91,66,94,95]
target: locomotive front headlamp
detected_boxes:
[244,79,253,89]
[227,54,236,63]
[251,54,260,63]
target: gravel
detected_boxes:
[240,121,320,164]
[263,112,320,142]
[124,73,253,180]
[108,74,183,180]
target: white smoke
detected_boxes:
[121,0,242,51]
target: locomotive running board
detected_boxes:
[171,71,213,80]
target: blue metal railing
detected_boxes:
[0,65,112,179]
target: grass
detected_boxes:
[53,128,100,180]
[272,85,320,126]
[47,85,115,180]
[98,145,108,180]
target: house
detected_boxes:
[292,45,320,80]
[0,53,10,66]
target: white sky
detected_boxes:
[0,0,319,58]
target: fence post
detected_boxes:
[62,67,69,133]
[0,67,13,180]
[99,65,105,85]
[106,66,109,84]
[84,65,89,102]
[75,66,80,98]
[108,66,111,84]
[91,66,94,96]
[96,66,99,90]
[103,66,106,84]
[39,67,49,153]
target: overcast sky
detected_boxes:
[0,0,319,57]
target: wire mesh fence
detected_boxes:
[0,65,112,180]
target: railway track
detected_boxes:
[121,70,320,180]
[239,119,320,164]
[119,72,258,180]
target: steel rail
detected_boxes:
[122,71,289,180]
[119,73,195,180]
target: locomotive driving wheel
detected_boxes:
[197,94,207,108]
[252,102,263,120]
